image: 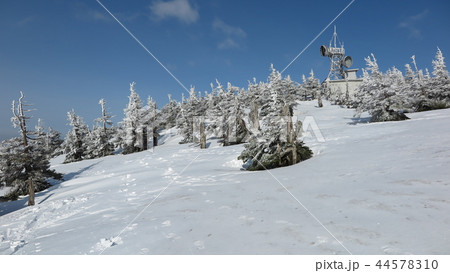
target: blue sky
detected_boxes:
[1,0,449,140]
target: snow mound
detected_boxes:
[222,158,243,168]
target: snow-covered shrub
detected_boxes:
[238,133,312,171]
[239,66,312,171]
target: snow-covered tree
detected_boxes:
[260,65,297,116]
[46,127,64,158]
[206,81,248,146]
[354,54,409,122]
[403,62,424,111]
[33,119,63,159]
[304,69,320,101]
[428,47,450,106]
[120,82,146,154]
[239,66,312,170]
[63,110,90,163]
[1,92,61,204]
[176,86,205,144]
[143,95,158,148]
[85,99,115,159]
[158,94,180,130]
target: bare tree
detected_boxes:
[11,92,35,206]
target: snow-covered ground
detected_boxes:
[1,101,449,254]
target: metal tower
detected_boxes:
[320,26,353,80]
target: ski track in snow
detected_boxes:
[1,101,450,254]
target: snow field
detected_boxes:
[1,101,449,254]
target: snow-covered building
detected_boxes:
[325,68,363,99]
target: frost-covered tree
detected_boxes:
[403,48,450,111]
[1,92,61,204]
[63,110,90,163]
[403,62,424,111]
[85,99,115,159]
[304,69,320,101]
[354,54,409,122]
[158,94,180,130]
[283,74,300,103]
[428,47,450,106]
[206,81,248,146]
[260,65,297,116]
[142,95,158,148]
[356,49,449,118]
[239,66,312,170]
[176,86,205,144]
[0,138,25,200]
[46,127,64,158]
[120,82,146,154]
[33,119,63,159]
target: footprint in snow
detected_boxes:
[121,174,136,183]
[161,220,171,227]
[311,236,328,246]
[92,236,123,253]
[34,242,41,253]
[194,240,205,250]
[165,233,180,240]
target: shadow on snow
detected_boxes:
[0,162,99,217]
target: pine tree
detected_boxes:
[239,66,312,170]
[33,119,63,159]
[158,94,180,129]
[205,81,248,146]
[176,86,203,144]
[143,95,158,148]
[120,82,145,154]
[1,92,61,204]
[304,69,320,101]
[85,99,115,159]
[63,110,90,163]
[429,47,450,106]
[46,127,64,158]
[354,54,409,122]
[404,62,423,111]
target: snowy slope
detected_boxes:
[1,101,449,255]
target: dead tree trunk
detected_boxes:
[153,127,159,147]
[142,126,148,150]
[283,105,297,166]
[12,92,35,206]
[317,90,323,108]
[200,121,206,149]
[249,101,260,134]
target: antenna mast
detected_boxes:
[320,26,352,80]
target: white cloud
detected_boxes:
[212,18,246,50]
[398,9,429,39]
[212,18,246,38]
[217,38,239,49]
[150,0,199,24]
